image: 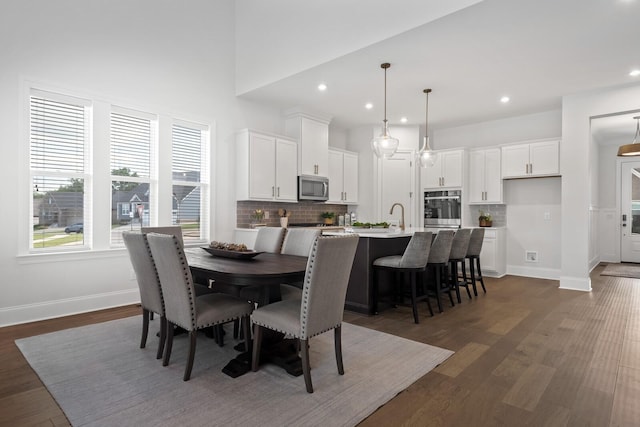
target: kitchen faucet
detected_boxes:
[390,203,405,231]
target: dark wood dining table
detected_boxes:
[184,247,309,377]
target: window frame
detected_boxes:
[28,89,93,253]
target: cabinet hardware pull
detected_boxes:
[530,163,533,174]
[344,192,347,200]
[272,186,275,196]
[277,187,280,197]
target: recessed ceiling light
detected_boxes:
[317,83,327,91]
[500,96,510,103]
[630,70,640,77]
[365,103,373,110]
[400,117,408,123]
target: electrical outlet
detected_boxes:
[264,211,269,219]
[544,212,551,220]
[525,251,538,262]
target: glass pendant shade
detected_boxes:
[371,63,399,159]
[617,116,640,156]
[417,88,437,167]
[372,121,399,159]
[417,136,437,167]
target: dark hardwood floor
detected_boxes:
[1,265,638,426]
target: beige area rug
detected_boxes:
[16,316,453,427]
[601,263,640,279]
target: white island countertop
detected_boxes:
[322,227,428,239]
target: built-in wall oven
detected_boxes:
[424,190,461,229]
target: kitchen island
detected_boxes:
[323,228,424,314]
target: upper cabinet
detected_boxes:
[328,148,359,204]
[501,140,560,179]
[285,112,330,177]
[468,148,503,204]
[421,149,464,189]
[236,129,298,202]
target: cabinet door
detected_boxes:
[248,133,276,199]
[421,155,442,189]
[483,148,502,203]
[501,144,530,178]
[343,152,359,203]
[275,138,298,201]
[300,117,328,176]
[480,236,497,272]
[529,140,559,176]
[327,150,344,203]
[442,150,463,188]
[468,151,485,203]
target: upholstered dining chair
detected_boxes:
[253,226,286,253]
[447,228,471,302]
[251,234,359,393]
[372,231,433,324]
[146,232,254,381]
[426,230,455,313]
[141,226,184,247]
[122,231,166,360]
[279,228,321,300]
[465,227,487,295]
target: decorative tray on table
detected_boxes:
[202,241,263,259]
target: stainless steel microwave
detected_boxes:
[298,175,329,201]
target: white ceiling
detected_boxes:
[237,0,640,144]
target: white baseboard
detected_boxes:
[0,289,140,327]
[506,265,560,280]
[559,275,592,292]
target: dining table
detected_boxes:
[184,247,309,377]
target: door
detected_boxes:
[468,150,485,203]
[421,154,442,189]
[248,133,276,199]
[484,148,502,203]
[529,140,559,176]
[380,151,414,227]
[501,144,530,178]
[621,161,640,262]
[327,150,344,203]
[441,150,463,188]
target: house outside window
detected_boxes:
[30,90,91,250]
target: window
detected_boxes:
[172,121,209,243]
[30,91,91,250]
[25,86,210,254]
[110,108,155,245]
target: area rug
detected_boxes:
[600,263,640,278]
[16,316,453,427]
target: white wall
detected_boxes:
[433,109,562,150]
[504,178,562,279]
[561,82,640,291]
[0,0,281,326]
[234,0,482,95]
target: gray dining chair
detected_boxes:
[372,231,433,324]
[465,227,487,295]
[448,228,471,302]
[426,230,455,313]
[122,231,166,360]
[279,228,321,300]
[146,232,254,381]
[251,234,359,393]
[253,226,286,253]
[141,226,184,247]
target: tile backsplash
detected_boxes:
[468,204,506,227]
[237,201,348,228]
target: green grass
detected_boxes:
[32,230,84,248]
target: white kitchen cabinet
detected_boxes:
[468,148,503,204]
[501,140,559,178]
[479,228,506,277]
[421,149,464,189]
[236,129,298,202]
[285,113,330,176]
[328,148,359,204]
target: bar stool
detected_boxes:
[465,228,487,295]
[448,228,471,302]
[425,230,455,313]
[372,232,433,323]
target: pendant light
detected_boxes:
[417,88,437,167]
[617,116,640,156]
[371,63,399,159]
